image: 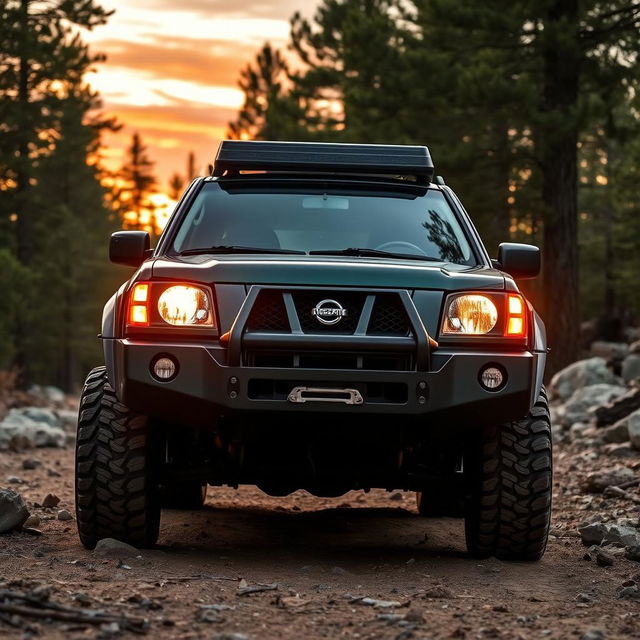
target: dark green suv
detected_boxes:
[75,141,552,560]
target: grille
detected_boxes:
[293,291,366,334]
[368,294,410,335]
[246,291,289,332]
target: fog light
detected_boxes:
[152,356,177,381]
[479,365,505,391]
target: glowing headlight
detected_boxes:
[158,285,213,326]
[442,294,498,335]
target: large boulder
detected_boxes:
[562,383,626,426]
[0,489,29,533]
[549,358,619,402]
[19,407,61,428]
[0,409,66,451]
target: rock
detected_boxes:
[390,492,404,501]
[23,514,40,528]
[42,493,60,508]
[94,538,141,558]
[28,385,65,405]
[582,631,605,640]
[213,634,249,640]
[622,354,640,383]
[601,522,640,548]
[595,388,640,427]
[55,409,77,431]
[570,422,594,440]
[625,545,640,562]
[47,468,61,478]
[549,358,619,402]
[20,407,61,428]
[578,517,640,548]
[578,518,606,545]
[22,458,42,470]
[619,585,640,600]
[629,339,640,354]
[629,411,640,451]
[563,384,627,426]
[57,509,73,521]
[424,584,453,599]
[7,476,23,484]
[584,467,635,493]
[601,421,631,444]
[0,489,30,533]
[357,597,402,608]
[0,410,66,451]
[331,566,349,575]
[591,341,628,361]
[591,546,615,567]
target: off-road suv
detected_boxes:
[75,141,552,560]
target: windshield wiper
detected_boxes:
[180,245,306,256]
[309,247,441,262]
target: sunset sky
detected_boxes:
[84,0,314,190]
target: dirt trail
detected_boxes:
[0,447,638,640]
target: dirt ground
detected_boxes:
[1,444,639,640]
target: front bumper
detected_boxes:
[109,337,539,427]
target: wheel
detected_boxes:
[160,480,207,510]
[464,388,552,561]
[75,367,160,549]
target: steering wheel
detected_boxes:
[375,241,427,256]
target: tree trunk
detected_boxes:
[14,0,32,387]
[540,0,581,375]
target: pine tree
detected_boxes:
[116,133,158,234]
[227,43,306,140]
[168,173,185,200]
[0,0,112,385]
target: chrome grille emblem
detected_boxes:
[312,299,347,325]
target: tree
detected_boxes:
[116,133,158,234]
[168,172,185,200]
[0,0,112,385]
[29,86,121,389]
[255,0,640,373]
[227,43,307,140]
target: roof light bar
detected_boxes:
[212,140,434,184]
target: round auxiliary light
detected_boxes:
[479,365,506,391]
[152,356,177,381]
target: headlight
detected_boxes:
[126,281,216,333]
[158,285,213,326]
[442,294,498,335]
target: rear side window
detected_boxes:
[172,183,475,264]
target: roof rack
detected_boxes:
[212,140,434,184]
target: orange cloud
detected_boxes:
[98,36,259,88]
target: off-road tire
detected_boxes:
[75,367,160,549]
[464,388,552,561]
[160,481,207,510]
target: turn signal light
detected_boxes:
[505,294,526,337]
[129,283,150,326]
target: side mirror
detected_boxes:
[109,231,151,267]
[496,242,540,279]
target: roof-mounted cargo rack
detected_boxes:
[212,140,434,184]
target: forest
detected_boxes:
[1,0,640,389]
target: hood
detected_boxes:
[151,255,505,291]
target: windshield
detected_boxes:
[171,182,475,264]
